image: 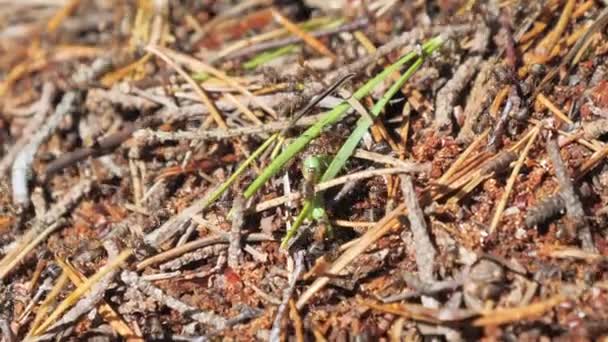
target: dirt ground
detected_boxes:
[1,0,608,340]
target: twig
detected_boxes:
[353,149,429,172]
[138,233,274,270]
[434,56,482,133]
[400,175,436,283]
[121,270,227,330]
[159,244,228,272]
[11,91,79,207]
[43,118,157,181]
[487,90,514,152]
[525,194,565,228]
[0,83,55,175]
[133,112,326,143]
[269,250,305,342]
[381,277,463,303]
[228,196,244,269]
[143,188,217,250]
[546,137,595,251]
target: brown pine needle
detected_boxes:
[33,249,132,336]
[473,295,566,326]
[146,45,228,129]
[536,93,573,125]
[154,45,278,119]
[100,54,152,87]
[535,0,576,56]
[57,259,142,341]
[437,129,490,184]
[270,8,336,60]
[488,125,541,235]
[47,0,81,32]
[26,272,69,337]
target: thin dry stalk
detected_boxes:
[138,233,273,270]
[0,83,55,175]
[435,56,482,132]
[488,126,540,235]
[270,8,336,60]
[254,167,426,213]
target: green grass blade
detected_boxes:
[321,57,425,182]
[243,35,444,199]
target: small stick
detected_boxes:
[160,245,227,271]
[134,112,326,143]
[546,137,595,251]
[228,196,245,269]
[400,175,436,283]
[11,91,79,207]
[43,117,158,180]
[487,92,513,152]
[434,56,482,132]
[269,251,305,342]
[0,83,56,175]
